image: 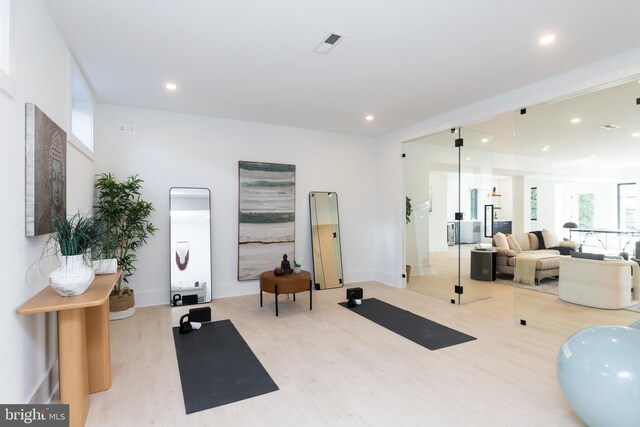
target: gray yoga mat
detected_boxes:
[172,319,278,413]
[339,298,476,350]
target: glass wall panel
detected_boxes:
[512,78,640,337]
[403,128,493,304]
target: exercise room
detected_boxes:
[4,2,640,427]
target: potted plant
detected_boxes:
[405,196,412,283]
[47,212,100,296]
[91,224,119,275]
[94,173,157,320]
[293,259,302,274]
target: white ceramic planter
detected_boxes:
[49,255,95,297]
[293,266,302,273]
[92,258,118,275]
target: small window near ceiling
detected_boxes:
[70,59,94,152]
[530,187,537,221]
[618,183,636,230]
[0,0,15,97]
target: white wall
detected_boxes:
[94,104,377,305]
[1,0,95,405]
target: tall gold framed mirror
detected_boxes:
[170,187,212,306]
[309,192,344,289]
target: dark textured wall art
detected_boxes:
[25,104,67,236]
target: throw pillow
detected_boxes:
[542,228,559,248]
[493,232,509,250]
[506,235,522,253]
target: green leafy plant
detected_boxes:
[49,212,100,259]
[406,196,412,224]
[94,173,157,292]
[294,259,302,268]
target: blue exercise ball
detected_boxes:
[557,325,640,427]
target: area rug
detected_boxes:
[172,319,279,414]
[339,298,476,350]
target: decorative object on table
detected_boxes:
[47,213,99,296]
[94,173,157,320]
[280,253,293,274]
[556,322,640,427]
[293,258,302,274]
[172,294,182,307]
[91,219,119,275]
[273,267,284,276]
[175,240,190,270]
[238,161,295,280]
[25,103,67,237]
[189,306,211,323]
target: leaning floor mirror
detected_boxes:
[309,192,344,289]
[170,187,212,306]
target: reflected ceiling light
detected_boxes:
[539,34,556,45]
[570,118,581,124]
[481,138,489,143]
[542,145,550,151]
[365,115,374,121]
[165,82,177,91]
[632,132,640,137]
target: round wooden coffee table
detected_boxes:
[259,270,312,316]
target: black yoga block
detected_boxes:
[189,306,211,323]
[346,287,363,300]
[182,294,198,305]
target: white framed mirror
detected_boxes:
[170,187,212,306]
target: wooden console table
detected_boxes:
[259,270,312,316]
[17,271,120,427]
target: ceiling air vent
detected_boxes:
[601,124,621,130]
[314,33,344,54]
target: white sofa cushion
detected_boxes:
[507,235,522,253]
[542,228,559,248]
[494,232,509,250]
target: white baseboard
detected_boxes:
[28,361,58,404]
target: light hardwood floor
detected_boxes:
[83,281,600,427]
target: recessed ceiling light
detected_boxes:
[590,154,597,159]
[601,124,620,130]
[465,157,471,161]
[539,34,556,45]
[570,118,581,124]
[542,146,550,151]
[481,138,489,143]
[365,115,374,121]
[632,132,640,137]
[165,82,177,91]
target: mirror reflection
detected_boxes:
[309,192,344,289]
[170,187,212,306]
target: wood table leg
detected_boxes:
[85,301,111,393]
[58,308,89,427]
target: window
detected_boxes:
[578,194,594,229]
[469,189,477,220]
[0,0,15,97]
[530,187,537,220]
[618,183,636,230]
[70,57,94,152]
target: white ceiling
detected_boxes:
[42,0,640,136]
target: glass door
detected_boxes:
[403,127,493,304]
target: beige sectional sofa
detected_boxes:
[492,230,579,284]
